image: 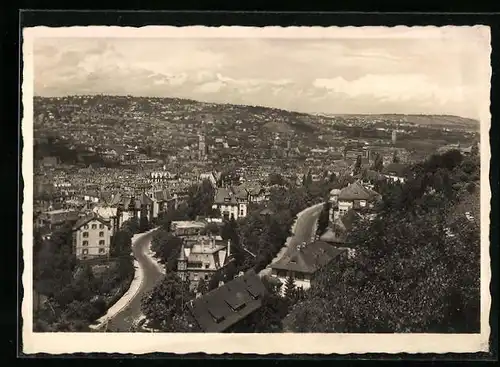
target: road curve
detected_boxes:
[105,229,163,332]
[259,202,325,277]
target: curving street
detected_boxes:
[259,202,324,276]
[104,229,163,332]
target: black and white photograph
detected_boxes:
[22,25,491,354]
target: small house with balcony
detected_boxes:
[269,241,347,296]
[330,181,381,220]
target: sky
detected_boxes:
[32,27,491,119]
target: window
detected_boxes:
[83,240,88,246]
[98,248,106,254]
[83,224,89,229]
[99,231,104,237]
[99,224,105,229]
[82,249,88,255]
[204,274,209,280]
[99,240,105,246]
[83,232,89,238]
[239,210,244,216]
[92,224,97,229]
[205,264,210,269]
[294,272,304,281]
[277,270,287,277]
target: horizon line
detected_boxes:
[33,93,480,122]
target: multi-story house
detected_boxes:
[109,192,154,224]
[329,181,381,220]
[147,189,173,219]
[71,213,113,261]
[177,236,234,290]
[269,241,347,296]
[92,206,120,234]
[212,187,248,220]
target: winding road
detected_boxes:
[104,229,163,332]
[259,202,325,277]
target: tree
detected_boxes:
[150,230,183,272]
[354,155,362,175]
[141,272,194,331]
[196,278,208,295]
[316,201,331,236]
[186,179,216,219]
[139,210,150,232]
[110,230,132,257]
[328,172,337,184]
[283,151,480,333]
[284,276,296,299]
[208,271,223,291]
[269,173,286,186]
[372,153,384,172]
[392,151,400,163]
[471,142,479,157]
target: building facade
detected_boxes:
[269,241,347,296]
[212,187,248,220]
[177,237,234,290]
[72,214,113,260]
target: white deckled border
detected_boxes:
[21,25,492,355]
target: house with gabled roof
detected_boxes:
[330,181,381,219]
[147,188,173,219]
[71,213,113,261]
[109,191,154,224]
[177,236,234,290]
[187,270,267,332]
[269,241,347,295]
[212,186,249,220]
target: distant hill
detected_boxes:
[34,95,479,136]
[318,113,480,128]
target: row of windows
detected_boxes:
[81,248,106,255]
[82,231,106,238]
[82,240,106,246]
[83,223,106,230]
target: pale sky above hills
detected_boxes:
[31,26,491,120]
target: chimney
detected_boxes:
[227,239,231,258]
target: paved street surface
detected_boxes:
[285,203,324,256]
[105,230,163,332]
[259,203,324,277]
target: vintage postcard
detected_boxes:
[22,25,492,355]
